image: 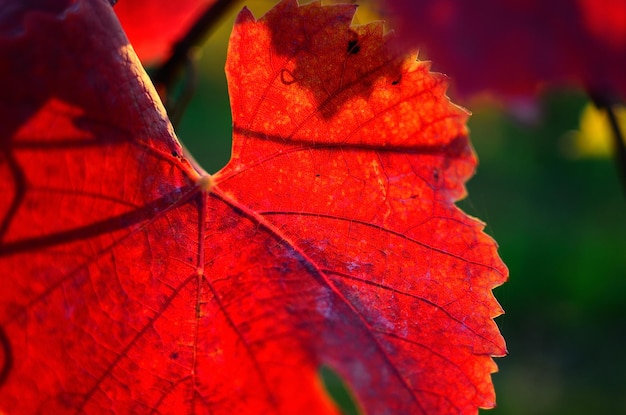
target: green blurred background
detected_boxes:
[164,4,626,414]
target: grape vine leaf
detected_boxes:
[380,0,626,99]
[114,0,217,63]
[0,0,507,414]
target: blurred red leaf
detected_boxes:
[0,0,506,414]
[380,0,626,99]
[114,0,215,63]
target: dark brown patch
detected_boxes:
[0,326,12,386]
[347,39,361,55]
[280,69,297,85]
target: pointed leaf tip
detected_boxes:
[235,5,255,24]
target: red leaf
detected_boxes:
[114,0,215,63]
[382,0,626,99]
[0,0,506,414]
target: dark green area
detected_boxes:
[177,73,232,173]
[462,92,626,415]
[177,66,626,413]
[320,365,362,415]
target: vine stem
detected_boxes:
[153,0,241,89]
[590,92,626,197]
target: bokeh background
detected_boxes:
[138,1,626,414]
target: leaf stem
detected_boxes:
[153,0,241,89]
[590,93,626,197]
[606,105,626,193]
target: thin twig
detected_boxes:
[591,93,626,197]
[605,104,626,196]
[153,0,241,89]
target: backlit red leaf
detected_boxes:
[381,0,626,99]
[114,0,215,63]
[0,0,506,414]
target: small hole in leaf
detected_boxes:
[347,39,361,55]
[319,365,361,415]
[391,75,401,86]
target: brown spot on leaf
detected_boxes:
[347,39,361,55]
[280,68,297,85]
